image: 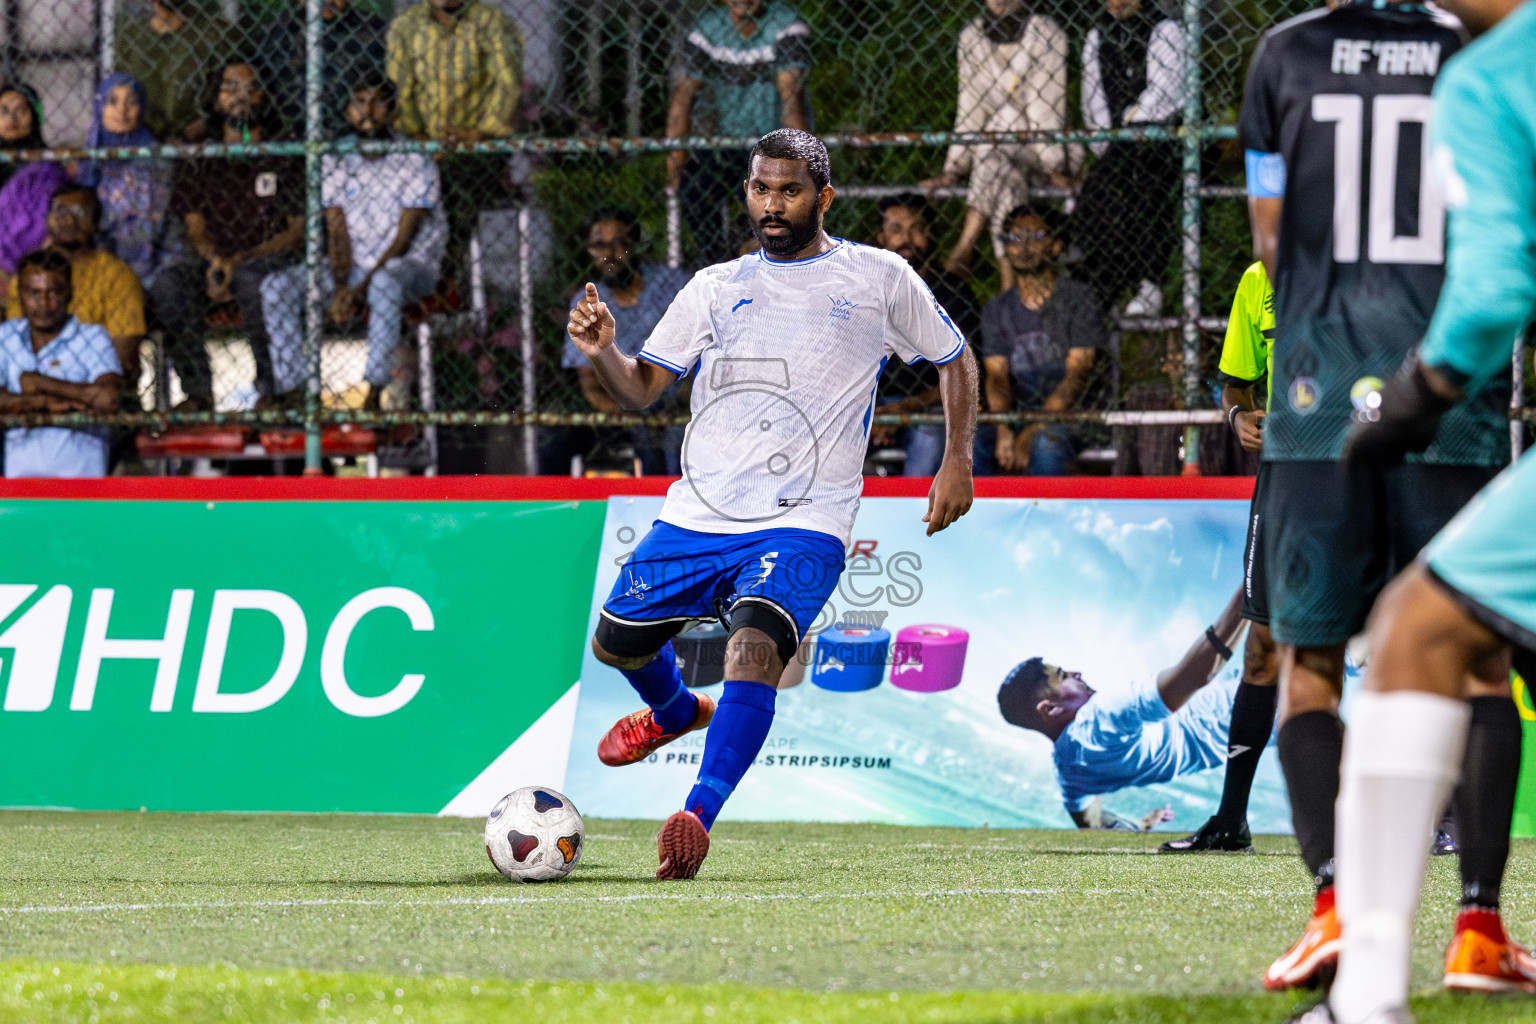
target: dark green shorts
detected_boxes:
[1261,461,1499,647]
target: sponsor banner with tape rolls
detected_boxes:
[567,495,1306,833]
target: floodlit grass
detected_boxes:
[2,812,1535,1022]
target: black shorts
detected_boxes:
[1262,460,1500,647]
[1241,462,1272,625]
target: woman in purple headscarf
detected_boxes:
[79,73,178,287]
[0,81,68,290]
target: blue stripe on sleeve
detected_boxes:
[637,351,687,375]
[1244,150,1287,199]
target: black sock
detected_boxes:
[1454,695,1522,909]
[1277,710,1345,885]
[1215,683,1279,827]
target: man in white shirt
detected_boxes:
[262,76,446,409]
[0,250,123,477]
[921,0,1071,287]
[997,590,1247,830]
[567,129,979,879]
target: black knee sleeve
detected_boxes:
[593,615,685,661]
[727,600,799,667]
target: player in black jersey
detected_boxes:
[1238,0,1525,994]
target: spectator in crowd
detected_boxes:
[0,250,123,478]
[387,0,523,284]
[977,205,1106,475]
[921,0,1069,288]
[667,0,811,265]
[5,185,147,392]
[115,0,233,139]
[561,208,691,474]
[869,193,979,476]
[254,0,388,135]
[151,60,303,411]
[1074,0,1187,316]
[78,73,178,289]
[0,82,69,293]
[261,77,447,411]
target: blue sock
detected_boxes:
[685,680,777,830]
[619,641,697,734]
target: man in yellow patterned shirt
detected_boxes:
[1159,260,1277,855]
[387,0,523,286]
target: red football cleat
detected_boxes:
[597,693,715,767]
[1443,907,1536,993]
[656,810,711,880]
[1264,887,1341,991]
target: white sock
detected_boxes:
[1331,691,1470,1024]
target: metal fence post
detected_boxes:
[1180,0,1205,474]
[302,0,325,475]
[519,203,537,472]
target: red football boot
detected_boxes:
[596,693,716,767]
[1264,886,1342,991]
[656,810,711,880]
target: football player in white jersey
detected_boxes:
[567,129,979,879]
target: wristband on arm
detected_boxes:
[1205,626,1234,661]
[1227,405,1243,435]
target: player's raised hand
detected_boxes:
[567,282,617,357]
[923,459,974,536]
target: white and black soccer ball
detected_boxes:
[484,786,586,882]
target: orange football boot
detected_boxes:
[656,810,711,880]
[1264,886,1342,991]
[597,693,716,767]
[1443,907,1536,993]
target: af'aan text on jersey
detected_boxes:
[1330,38,1441,77]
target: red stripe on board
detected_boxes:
[0,475,1255,502]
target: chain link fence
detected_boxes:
[0,0,1516,477]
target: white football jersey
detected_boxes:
[637,240,966,548]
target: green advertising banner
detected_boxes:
[0,499,605,814]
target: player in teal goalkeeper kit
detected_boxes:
[1317,1,1536,1021]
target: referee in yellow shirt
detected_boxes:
[1159,260,1277,854]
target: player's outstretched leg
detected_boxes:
[593,638,717,767]
[1444,659,1536,994]
[658,619,786,880]
[1161,622,1276,854]
[1265,644,1346,991]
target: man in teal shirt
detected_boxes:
[665,0,812,264]
[1321,1,1536,1021]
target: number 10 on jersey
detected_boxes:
[1312,93,1444,265]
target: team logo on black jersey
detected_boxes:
[1288,377,1320,415]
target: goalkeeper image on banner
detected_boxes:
[1320,0,1536,1021]
[997,589,1249,830]
[1160,260,1281,855]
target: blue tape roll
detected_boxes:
[810,626,890,692]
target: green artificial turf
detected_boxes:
[2,812,1535,1022]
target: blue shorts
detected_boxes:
[1425,456,1536,650]
[601,521,846,645]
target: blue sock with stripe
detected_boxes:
[619,641,697,734]
[685,680,777,830]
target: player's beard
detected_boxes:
[753,208,821,257]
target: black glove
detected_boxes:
[1343,358,1459,467]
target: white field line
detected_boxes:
[0,887,1057,916]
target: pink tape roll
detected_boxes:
[890,624,969,692]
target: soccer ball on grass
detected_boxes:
[484,786,586,882]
